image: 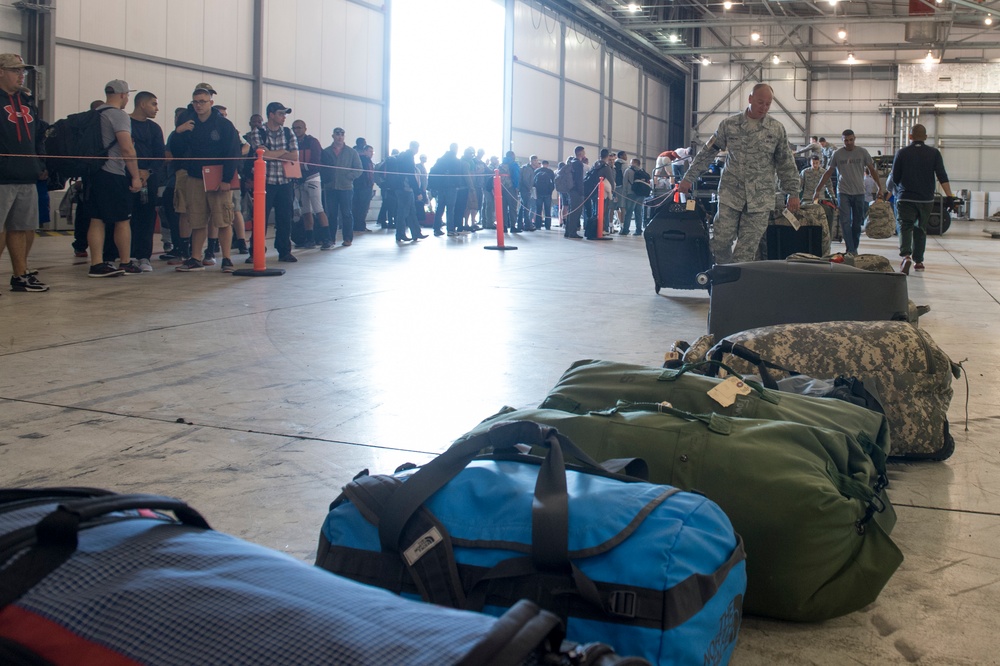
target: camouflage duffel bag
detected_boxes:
[703,321,961,460]
[865,200,896,239]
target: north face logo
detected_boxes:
[402,526,444,566]
[704,594,743,665]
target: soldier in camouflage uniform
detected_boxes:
[678,83,801,263]
[800,155,832,202]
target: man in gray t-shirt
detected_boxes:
[86,79,143,277]
[813,129,879,255]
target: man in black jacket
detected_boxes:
[169,84,242,272]
[0,54,47,291]
[532,160,555,230]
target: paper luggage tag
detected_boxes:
[686,199,696,211]
[782,207,801,230]
[707,376,753,407]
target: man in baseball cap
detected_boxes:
[265,102,292,116]
[0,53,34,70]
[104,79,135,95]
[194,82,217,95]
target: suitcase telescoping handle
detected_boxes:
[0,494,211,608]
[377,421,606,574]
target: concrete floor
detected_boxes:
[1,219,998,664]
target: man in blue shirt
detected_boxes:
[886,124,954,275]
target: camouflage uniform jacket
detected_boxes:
[682,111,799,213]
[800,166,833,201]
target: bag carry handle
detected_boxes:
[709,339,794,390]
[0,494,210,609]
[660,360,779,404]
[376,421,604,567]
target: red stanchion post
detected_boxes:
[485,168,517,251]
[233,148,286,276]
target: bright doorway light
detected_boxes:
[390,0,504,159]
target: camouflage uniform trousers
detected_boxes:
[712,202,771,263]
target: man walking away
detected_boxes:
[887,124,954,275]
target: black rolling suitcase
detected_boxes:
[705,259,910,339]
[643,193,713,291]
[763,224,824,260]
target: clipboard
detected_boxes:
[282,160,302,179]
[202,165,240,192]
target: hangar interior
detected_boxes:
[1,0,999,664]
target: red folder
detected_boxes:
[202,165,240,192]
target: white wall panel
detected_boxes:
[165,0,206,65]
[564,27,601,89]
[646,116,668,156]
[510,131,559,164]
[78,0,127,50]
[0,5,22,33]
[54,0,81,40]
[611,102,638,153]
[563,82,600,143]
[294,0,325,90]
[124,0,166,57]
[646,78,668,119]
[263,1,297,83]
[343,2,382,100]
[203,0,250,74]
[612,57,639,106]
[512,65,559,136]
[513,1,560,74]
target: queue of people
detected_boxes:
[0,59,956,295]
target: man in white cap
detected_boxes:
[0,54,47,291]
[85,79,143,277]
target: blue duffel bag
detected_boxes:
[0,488,648,666]
[317,420,747,665]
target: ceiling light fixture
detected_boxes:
[847,52,856,64]
[925,50,936,63]
[627,3,640,11]
[827,0,838,6]
[701,56,712,66]
[669,33,679,43]
[772,54,780,64]
[837,28,847,40]
[750,30,761,42]
[986,14,993,25]
[723,0,732,8]
[933,103,958,108]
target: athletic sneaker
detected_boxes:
[914,262,925,271]
[900,256,913,275]
[202,251,217,266]
[175,258,204,272]
[88,262,125,278]
[73,250,88,258]
[138,258,153,272]
[221,258,235,273]
[119,261,142,275]
[10,273,49,292]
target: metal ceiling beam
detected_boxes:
[633,14,970,30]
[656,40,1000,55]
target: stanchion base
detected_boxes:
[232,268,287,277]
[484,245,518,251]
[589,237,614,241]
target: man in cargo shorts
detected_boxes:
[677,83,801,263]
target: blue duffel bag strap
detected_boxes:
[343,474,468,609]
[374,421,613,611]
[0,494,211,609]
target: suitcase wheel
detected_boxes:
[696,272,710,286]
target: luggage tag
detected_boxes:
[707,376,753,408]
[686,199,696,211]
[782,208,801,230]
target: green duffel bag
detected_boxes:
[541,358,891,476]
[463,404,903,623]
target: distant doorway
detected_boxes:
[389,0,505,160]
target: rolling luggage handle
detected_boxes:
[0,494,211,608]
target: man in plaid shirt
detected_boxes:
[248,101,299,262]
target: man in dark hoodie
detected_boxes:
[169,83,241,272]
[0,54,47,291]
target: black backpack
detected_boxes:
[44,107,118,180]
[583,164,603,197]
